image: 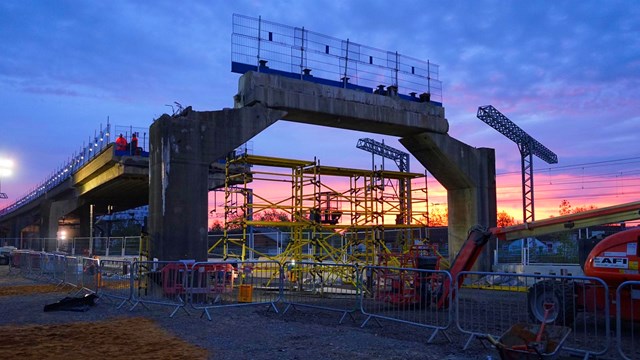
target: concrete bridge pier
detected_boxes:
[400,131,497,271]
[0,218,20,244]
[149,105,286,261]
[39,198,82,239]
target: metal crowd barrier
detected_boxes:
[455,271,610,358]
[188,260,281,321]
[78,257,100,295]
[129,260,190,317]
[64,256,82,289]
[25,252,44,279]
[99,259,134,309]
[41,254,55,282]
[617,281,640,360]
[281,261,359,323]
[9,250,30,276]
[45,254,67,285]
[5,249,639,360]
[360,265,452,343]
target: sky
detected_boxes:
[0,1,639,224]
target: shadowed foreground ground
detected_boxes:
[0,316,208,359]
[0,268,499,360]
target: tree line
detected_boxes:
[208,200,598,232]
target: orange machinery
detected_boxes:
[439,200,640,323]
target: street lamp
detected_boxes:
[0,158,13,199]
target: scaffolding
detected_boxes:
[209,154,429,266]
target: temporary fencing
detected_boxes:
[129,260,190,317]
[9,250,30,276]
[63,256,82,289]
[79,257,100,294]
[41,253,54,281]
[99,259,134,309]
[14,236,143,257]
[43,254,66,285]
[360,265,452,343]
[92,236,109,256]
[73,237,91,256]
[281,261,359,323]
[5,248,639,358]
[188,260,281,321]
[455,271,610,358]
[25,252,44,279]
[616,281,640,360]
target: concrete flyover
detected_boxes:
[0,144,240,243]
[150,71,496,265]
[0,144,149,241]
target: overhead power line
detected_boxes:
[497,157,640,176]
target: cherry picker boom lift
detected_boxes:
[438,200,640,324]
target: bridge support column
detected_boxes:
[0,218,20,246]
[400,132,497,271]
[149,105,286,261]
[39,199,80,239]
[16,216,36,244]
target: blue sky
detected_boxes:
[1,1,639,220]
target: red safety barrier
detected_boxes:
[161,262,236,297]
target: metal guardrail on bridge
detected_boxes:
[0,123,148,217]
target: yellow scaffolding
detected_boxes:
[210,154,429,266]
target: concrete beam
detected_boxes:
[74,144,119,185]
[75,162,147,196]
[235,71,448,137]
[400,131,497,271]
[149,104,286,261]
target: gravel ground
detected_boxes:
[0,265,499,360]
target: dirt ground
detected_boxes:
[0,283,71,297]
[0,280,209,359]
[1,264,635,360]
[0,316,208,359]
[0,269,484,360]
[4,266,602,360]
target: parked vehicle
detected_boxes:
[0,246,16,265]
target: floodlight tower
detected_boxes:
[356,138,409,172]
[0,158,13,200]
[476,105,558,223]
[357,137,413,249]
[356,137,411,221]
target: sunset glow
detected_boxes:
[0,2,637,231]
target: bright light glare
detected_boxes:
[59,230,67,240]
[0,158,13,177]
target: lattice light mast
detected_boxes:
[476,105,558,223]
[356,138,409,173]
[356,138,411,232]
